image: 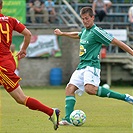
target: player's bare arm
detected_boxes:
[17,28,31,59]
[111,38,133,56]
[54,29,80,39]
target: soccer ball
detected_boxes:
[102,84,110,89]
[70,110,86,126]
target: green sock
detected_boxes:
[96,86,126,101]
[64,96,76,122]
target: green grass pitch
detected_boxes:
[0,86,133,133]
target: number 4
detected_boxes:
[0,23,9,43]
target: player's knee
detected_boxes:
[85,85,97,95]
[85,88,95,95]
[65,84,77,96]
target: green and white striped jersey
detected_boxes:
[77,24,114,70]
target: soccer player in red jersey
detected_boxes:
[0,0,60,130]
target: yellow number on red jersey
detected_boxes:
[0,23,9,43]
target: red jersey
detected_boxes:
[0,14,25,61]
[0,14,25,92]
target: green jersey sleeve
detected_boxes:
[93,27,114,46]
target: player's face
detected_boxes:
[81,13,94,29]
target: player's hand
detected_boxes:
[54,29,62,36]
[16,50,26,59]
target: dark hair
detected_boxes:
[0,0,2,5]
[80,7,94,17]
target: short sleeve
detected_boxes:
[93,27,114,46]
[9,17,25,33]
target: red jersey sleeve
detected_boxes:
[9,17,25,33]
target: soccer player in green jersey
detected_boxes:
[54,7,133,125]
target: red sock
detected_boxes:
[25,97,53,116]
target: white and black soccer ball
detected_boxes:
[70,110,86,126]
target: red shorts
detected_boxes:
[0,57,21,92]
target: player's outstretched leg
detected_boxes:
[97,86,133,104]
[25,97,60,130]
[9,86,61,130]
[49,108,60,130]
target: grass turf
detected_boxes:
[0,86,133,133]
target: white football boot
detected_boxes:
[125,94,133,104]
[59,119,73,126]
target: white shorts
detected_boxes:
[67,66,100,96]
[104,0,111,4]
